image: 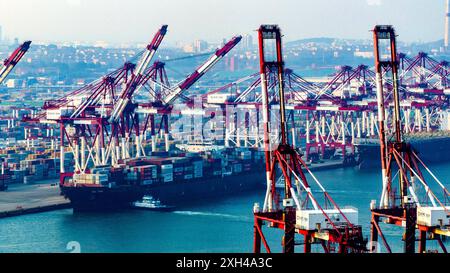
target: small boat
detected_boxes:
[131,195,175,212]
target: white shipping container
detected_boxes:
[440,110,450,131]
[417,206,450,227]
[296,208,359,231]
[73,173,108,184]
[207,93,233,104]
[46,107,74,120]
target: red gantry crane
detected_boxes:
[132,35,241,151]
[32,25,240,186]
[108,25,169,122]
[33,25,169,184]
[0,41,31,84]
[370,25,450,253]
[252,25,367,253]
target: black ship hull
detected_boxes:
[61,185,145,212]
[62,171,266,212]
[356,136,450,170]
[146,171,266,205]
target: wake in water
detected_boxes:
[172,210,251,222]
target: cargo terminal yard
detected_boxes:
[0,179,69,218]
[0,2,450,254]
[1,38,450,190]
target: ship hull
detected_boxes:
[62,171,266,211]
[146,171,266,205]
[61,185,145,212]
[356,137,450,170]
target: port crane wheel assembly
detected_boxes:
[252,25,367,254]
[370,25,450,254]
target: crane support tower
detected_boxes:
[252,25,367,253]
[370,25,450,253]
[0,41,31,84]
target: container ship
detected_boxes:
[61,146,266,211]
[355,133,450,169]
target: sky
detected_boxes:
[0,0,445,45]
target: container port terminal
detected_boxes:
[0,3,450,254]
[1,36,450,190]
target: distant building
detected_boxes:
[75,79,85,85]
[354,51,373,58]
[5,79,23,88]
[243,34,253,50]
[182,43,195,53]
[229,56,237,71]
[194,39,208,53]
[239,34,253,51]
[94,41,109,48]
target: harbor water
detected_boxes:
[0,162,449,253]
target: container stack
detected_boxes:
[160,164,173,183]
[30,164,45,179]
[232,161,242,173]
[173,159,185,181]
[193,159,203,178]
[11,169,25,183]
[23,175,33,184]
[73,173,108,185]
[127,165,157,185]
[184,163,193,180]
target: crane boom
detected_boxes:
[162,35,241,105]
[0,41,31,84]
[109,25,168,122]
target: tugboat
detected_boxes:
[131,195,176,212]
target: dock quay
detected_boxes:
[0,179,70,219]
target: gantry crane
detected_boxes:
[132,35,241,151]
[32,26,240,185]
[68,25,168,120]
[108,25,168,122]
[253,25,367,253]
[370,25,450,253]
[0,41,31,84]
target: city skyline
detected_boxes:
[0,0,446,46]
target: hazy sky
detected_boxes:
[0,0,445,45]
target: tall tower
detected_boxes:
[445,0,450,48]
